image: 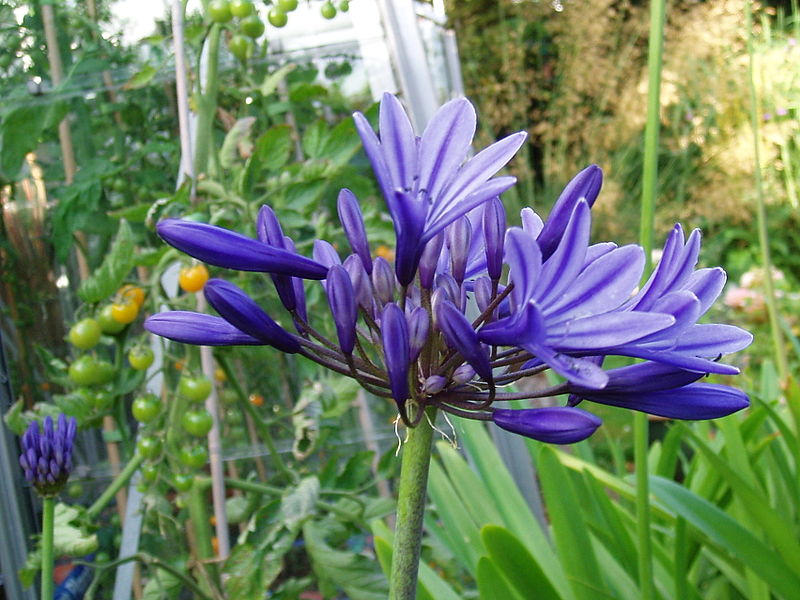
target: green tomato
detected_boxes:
[229,0,254,18]
[93,360,115,385]
[91,389,114,410]
[182,409,214,437]
[136,436,163,460]
[132,394,161,423]
[128,346,154,371]
[223,407,244,426]
[240,15,265,38]
[173,473,195,492]
[68,356,100,386]
[141,463,159,482]
[321,1,336,19]
[338,0,349,12]
[208,0,233,22]
[69,318,102,350]
[228,34,254,61]
[97,304,126,334]
[179,376,213,403]
[67,482,84,498]
[277,0,298,11]
[220,388,238,405]
[268,8,288,27]
[178,444,208,469]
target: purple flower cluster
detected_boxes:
[146,93,752,444]
[19,414,77,497]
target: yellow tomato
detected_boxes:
[110,300,139,325]
[179,264,210,293]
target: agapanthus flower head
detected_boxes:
[145,93,751,441]
[19,414,77,497]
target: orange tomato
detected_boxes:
[110,300,139,325]
[118,284,145,307]
[248,393,264,407]
[179,264,210,293]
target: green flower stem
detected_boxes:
[86,453,145,520]
[746,0,789,381]
[636,1,666,598]
[389,406,437,600]
[40,496,56,600]
[193,23,222,178]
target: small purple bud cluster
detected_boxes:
[146,94,752,445]
[19,414,77,497]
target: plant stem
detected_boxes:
[186,485,219,588]
[636,0,666,598]
[193,23,222,177]
[41,496,55,600]
[745,0,789,381]
[87,453,145,520]
[389,407,437,600]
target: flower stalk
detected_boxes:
[389,407,437,600]
[40,496,55,600]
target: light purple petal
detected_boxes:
[548,312,675,351]
[535,200,590,304]
[379,93,418,191]
[504,227,542,309]
[337,189,372,274]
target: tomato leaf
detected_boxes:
[78,219,135,303]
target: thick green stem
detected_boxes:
[87,453,145,520]
[389,407,436,600]
[186,485,219,588]
[193,23,222,177]
[745,0,789,381]
[41,496,55,600]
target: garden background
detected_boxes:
[1,0,799,598]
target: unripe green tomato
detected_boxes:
[240,15,265,38]
[68,355,100,386]
[97,304,126,334]
[228,34,254,61]
[182,409,214,437]
[93,360,115,385]
[224,407,244,426]
[128,346,154,371]
[229,0,254,17]
[179,376,213,403]
[173,473,195,492]
[321,1,336,19]
[277,0,297,11]
[67,482,84,498]
[137,436,162,460]
[136,481,148,493]
[178,444,208,469]
[268,8,288,27]
[208,0,233,22]
[91,390,114,410]
[69,318,102,350]
[141,463,159,482]
[220,388,238,405]
[132,394,161,423]
[338,0,349,12]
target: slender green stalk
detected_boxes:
[87,453,145,520]
[41,497,56,600]
[193,23,222,177]
[636,1,666,598]
[389,407,437,600]
[745,0,789,381]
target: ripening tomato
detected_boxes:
[110,300,139,325]
[97,304,127,334]
[118,284,145,307]
[178,264,210,293]
[248,393,264,407]
[128,346,154,371]
[68,318,102,350]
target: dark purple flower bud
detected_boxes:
[20,414,78,496]
[337,189,372,274]
[452,364,476,384]
[492,407,601,444]
[447,217,472,284]
[204,279,301,353]
[372,257,396,306]
[256,205,284,245]
[284,236,307,322]
[474,276,493,315]
[146,312,265,346]
[381,303,411,416]
[537,165,603,260]
[326,265,358,355]
[312,240,342,271]
[344,255,373,311]
[418,233,445,289]
[483,198,506,281]
[436,300,492,381]
[423,375,447,395]
[407,307,430,361]
[391,190,428,286]
[156,219,327,279]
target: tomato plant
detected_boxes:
[128,346,154,371]
[132,394,161,423]
[178,264,209,293]
[179,376,213,403]
[268,9,288,28]
[240,15,265,38]
[208,0,233,23]
[110,300,139,325]
[118,284,145,307]
[178,444,208,469]
[68,318,102,350]
[182,409,214,437]
[137,436,163,460]
[68,356,101,386]
[97,304,127,334]
[173,473,195,492]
